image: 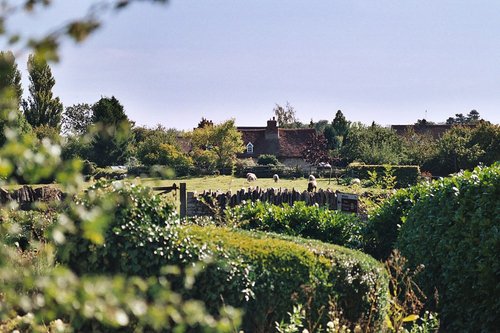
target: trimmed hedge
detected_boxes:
[224,201,365,249]
[346,164,420,187]
[396,163,500,332]
[363,185,423,260]
[59,181,389,332]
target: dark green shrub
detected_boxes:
[347,164,420,188]
[59,181,389,332]
[224,201,364,249]
[396,163,500,332]
[257,154,279,166]
[363,185,424,260]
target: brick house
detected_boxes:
[237,118,316,169]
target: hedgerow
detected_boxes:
[224,201,365,249]
[396,163,500,332]
[59,181,389,332]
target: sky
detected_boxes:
[6,0,500,130]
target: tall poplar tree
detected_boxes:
[0,51,23,109]
[22,54,63,128]
[0,51,31,146]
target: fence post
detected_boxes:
[180,182,187,219]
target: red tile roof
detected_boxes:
[237,126,316,159]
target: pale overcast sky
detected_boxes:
[8,0,500,129]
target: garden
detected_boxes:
[0,111,498,332]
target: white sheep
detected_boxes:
[246,172,257,182]
[307,175,317,192]
[350,178,361,186]
[273,174,279,182]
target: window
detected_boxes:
[246,142,254,153]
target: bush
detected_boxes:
[363,185,424,260]
[59,181,389,332]
[396,163,500,332]
[257,154,279,166]
[346,164,420,188]
[224,201,364,249]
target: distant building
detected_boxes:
[237,117,316,168]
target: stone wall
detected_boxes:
[186,187,358,217]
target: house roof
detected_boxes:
[237,125,316,159]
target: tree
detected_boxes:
[22,54,63,129]
[0,51,23,110]
[324,110,350,150]
[342,123,405,165]
[62,103,93,135]
[302,134,329,167]
[188,119,244,170]
[445,110,481,125]
[134,125,185,166]
[0,51,32,145]
[90,96,133,166]
[273,102,299,128]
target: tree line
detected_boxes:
[1,51,498,177]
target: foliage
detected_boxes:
[55,179,388,332]
[445,110,481,125]
[188,119,244,170]
[134,125,192,174]
[191,148,218,174]
[61,134,92,161]
[0,112,241,332]
[363,185,423,260]
[396,163,500,332]
[274,102,300,128]
[431,122,500,174]
[22,54,63,129]
[90,96,134,166]
[257,153,279,166]
[400,127,438,167]
[224,201,365,249]
[0,51,23,109]
[61,103,93,135]
[347,164,420,188]
[179,226,390,332]
[342,123,405,165]
[324,110,350,151]
[303,134,330,167]
[32,124,61,144]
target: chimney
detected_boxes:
[265,117,279,140]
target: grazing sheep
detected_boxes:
[307,175,317,192]
[246,172,257,182]
[350,178,361,186]
[273,174,279,182]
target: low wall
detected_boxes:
[186,187,358,217]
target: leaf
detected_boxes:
[385,315,394,330]
[402,314,419,322]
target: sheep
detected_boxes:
[307,175,317,192]
[246,172,257,182]
[273,174,279,182]
[350,178,361,186]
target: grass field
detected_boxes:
[135,175,376,194]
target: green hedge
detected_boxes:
[235,165,306,179]
[224,201,364,249]
[59,181,389,332]
[363,185,423,260]
[396,163,500,332]
[346,164,420,187]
